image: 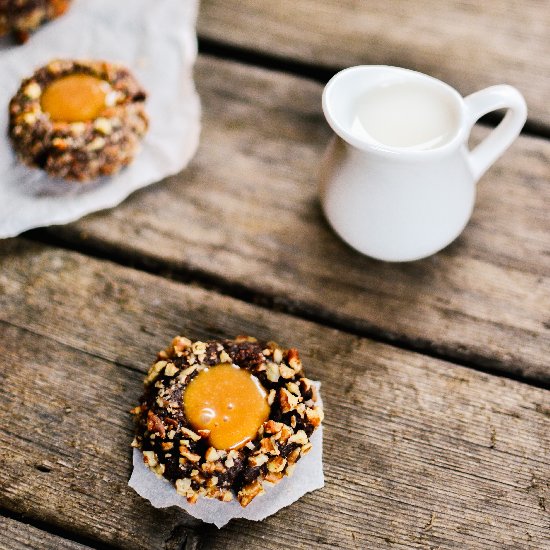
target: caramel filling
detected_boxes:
[184,363,270,451]
[41,74,108,122]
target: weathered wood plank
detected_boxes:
[0,240,549,549]
[0,516,92,550]
[198,0,550,129]
[0,257,204,548]
[48,55,550,383]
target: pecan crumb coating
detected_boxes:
[131,336,324,507]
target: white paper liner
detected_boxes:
[129,383,324,528]
[0,0,201,238]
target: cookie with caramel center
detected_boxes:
[131,336,324,507]
[8,59,148,182]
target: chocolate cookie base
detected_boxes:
[0,0,71,43]
[8,59,148,182]
[131,336,324,507]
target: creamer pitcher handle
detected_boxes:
[464,85,527,182]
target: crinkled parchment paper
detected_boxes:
[129,383,324,528]
[0,0,200,238]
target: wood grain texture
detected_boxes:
[197,0,550,129]
[49,55,550,383]
[0,257,203,548]
[0,240,549,549]
[0,516,91,550]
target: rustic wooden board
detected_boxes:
[0,516,91,550]
[49,56,550,384]
[197,0,550,129]
[1,240,549,549]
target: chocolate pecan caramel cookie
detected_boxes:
[0,0,71,43]
[9,59,148,181]
[131,336,324,507]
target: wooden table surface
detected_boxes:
[1,2,549,549]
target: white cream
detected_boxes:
[351,80,459,149]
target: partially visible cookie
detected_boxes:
[0,0,72,43]
[8,59,149,182]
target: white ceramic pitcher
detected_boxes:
[320,66,527,262]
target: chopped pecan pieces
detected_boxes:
[238,480,265,507]
[279,388,300,413]
[264,420,284,434]
[267,456,287,473]
[147,411,166,438]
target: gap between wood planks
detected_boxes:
[0,508,204,550]
[0,494,204,550]
[197,37,550,141]
[0,511,204,550]
[0,508,113,550]
[24,229,550,393]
